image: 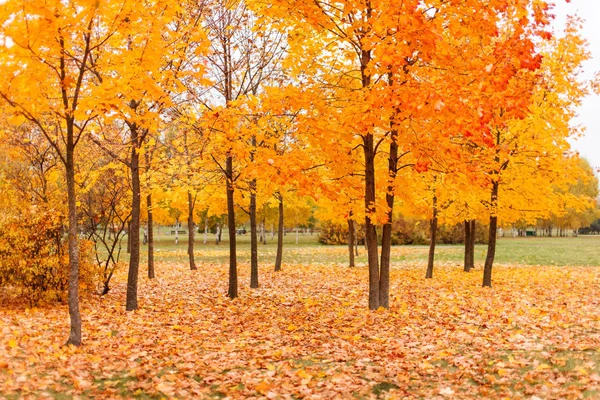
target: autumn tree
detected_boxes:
[0,0,135,345]
[475,17,589,287]
[202,0,286,295]
[88,0,209,310]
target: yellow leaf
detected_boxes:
[536,363,550,371]
[8,339,17,348]
[255,380,272,394]
[296,369,311,380]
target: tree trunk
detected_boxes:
[464,220,476,272]
[147,194,155,279]
[379,106,399,308]
[483,182,499,287]
[226,155,238,299]
[295,226,299,244]
[175,218,179,245]
[65,139,82,346]
[126,125,141,312]
[348,218,355,268]
[463,220,471,272]
[359,42,380,310]
[188,191,196,270]
[469,220,476,269]
[426,191,438,279]
[250,181,258,288]
[364,132,380,310]
[275,196,284,272]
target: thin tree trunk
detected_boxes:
[250,180,258,288]
[147,194,155,279]
[464,220,473,272]
[426,189,438,279]
[126,125,141,312]
[483,182,499,287]
[226,155,237,299]
[364,131,379,310]
[275,195,284,272]
[348,218,355,268]
[65,140,82,346]
[295,227,299,244]
[188,191,196,270]
[469,220,476,269]
[379,93,399,307]
[359,39,379,310]
[463,220,470,272]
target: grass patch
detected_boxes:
[372,381,399,397]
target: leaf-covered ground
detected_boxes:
[1,259,600,399]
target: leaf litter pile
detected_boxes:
[1,259,600,399]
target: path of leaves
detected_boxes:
[1,260,599,399]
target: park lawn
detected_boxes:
[143,231,600,268]
[1,251,600,399]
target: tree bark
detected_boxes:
[250,180,258,288]
[483,182,499,287]
[147,194,155,279]
[226,155,238,299]
[275,195,284,272]
[379,100,399,307]
[348,217,355,268]
[364,131,380,310]
[426,190,438,279]
[464,220,474,272]
[469,220,476,269]
[126,125,141,311]
[188,191,196,271]
[65,132,82,346]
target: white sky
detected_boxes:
[552,1,600,170]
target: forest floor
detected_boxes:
[1,244,600,398]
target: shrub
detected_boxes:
[318,217,489,246]
[0,206,95,306]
